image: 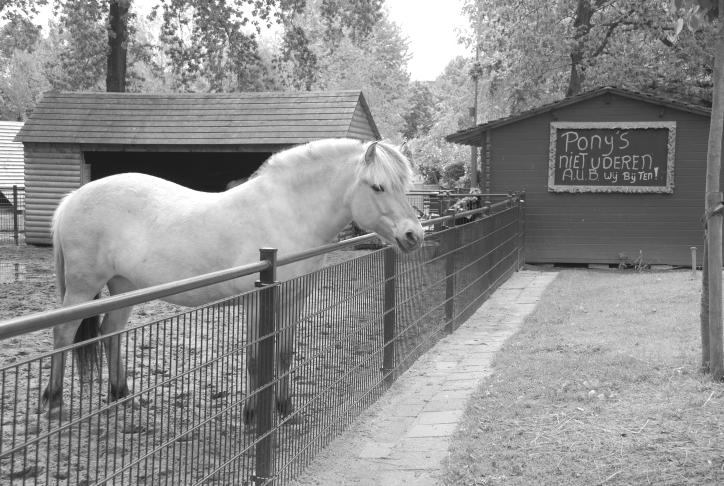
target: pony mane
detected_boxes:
[355,141,413,194]
[251,138,413,193]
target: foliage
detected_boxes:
[0,44,52,120]
[150,0,277,92]
[404,58,477,189]
[401,81,435,140]
[302,13,411,138]
[462,0,716,114]
[0,15,41,57]
[53,0,107,90]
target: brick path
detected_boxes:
[291,269,558,485]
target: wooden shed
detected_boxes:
[0,121,24,204]
[447,86,720,266]
[16,90,380,245]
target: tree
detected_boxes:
[401,82,435,140]
[672,0,724,379]
[107,0,131,92]
[405,58,478,189]
[463,0,716,113]
[0,15,41,57]
[151,0,277,92]
[53,0,108,90]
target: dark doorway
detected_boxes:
[84,151,272,192]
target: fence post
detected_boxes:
[518,192,526,270]
[254,248,278,485]
[383,247,396,385]
[12,185,19,245]
[445,216,457,333]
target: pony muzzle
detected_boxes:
[394,224,424,253]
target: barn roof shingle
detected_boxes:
[16,90,380,146]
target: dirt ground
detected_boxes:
[0,243,395,485]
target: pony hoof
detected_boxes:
[276,399,294,417]
[47,407,69,422]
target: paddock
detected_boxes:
[0,195,524,485]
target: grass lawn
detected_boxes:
[443,269,724,485]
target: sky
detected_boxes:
[384,0,471,81]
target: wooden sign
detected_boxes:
[548,121,676,193]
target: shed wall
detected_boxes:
[0,121,24,189]
[24,144,82,245]
[487,94,715,266]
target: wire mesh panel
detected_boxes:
[0,292,268,485]
[0,194,525,485]
[0,186,24,244]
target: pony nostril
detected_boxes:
[405,231,418,244]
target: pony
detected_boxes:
[44,138,424,422]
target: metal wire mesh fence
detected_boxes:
[0,193,524,485]
[0,186,24,245]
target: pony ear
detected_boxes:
[364,141,379,164]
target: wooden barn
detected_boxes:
[0,121,24,205]
[16,90,380,245]
[447,86,720,266]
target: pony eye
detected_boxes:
[371,184,384,193]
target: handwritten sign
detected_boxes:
[548,122,676,193]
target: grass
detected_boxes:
[443,269,724,486]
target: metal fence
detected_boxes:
[0,186,24,245]
[0,193,525,485]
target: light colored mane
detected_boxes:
[252,138,413,192]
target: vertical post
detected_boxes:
[706,192,723,379]
[445,218,457,333]
[518,192,526,270]
[691,246,698,279]
[255,248,277,485]
[383,247,396,385]
[702,235,710,371]
[12,185,19,245]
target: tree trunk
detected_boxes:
[701,233,710,372]
[106,0,130,92]
[704,1,724,380]
[565,0,594,97]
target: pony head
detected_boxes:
[348,141,424,252]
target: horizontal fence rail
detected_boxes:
[0,186,24,245]
[0,192,525,485]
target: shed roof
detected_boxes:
[16,90,380,146]
[446,86,712,146]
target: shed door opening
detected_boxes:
[84,151,272,192]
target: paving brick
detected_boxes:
[407,422,458,438]
[416,410,463,424]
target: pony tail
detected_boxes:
[74,305,103,384]
[52,192,73,302]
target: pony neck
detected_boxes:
[254,148,358,246]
